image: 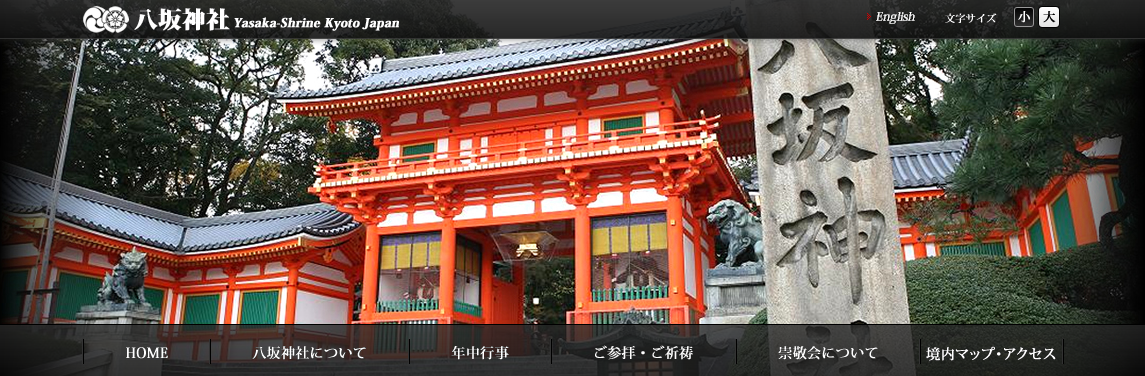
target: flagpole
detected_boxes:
[29,39,86,323]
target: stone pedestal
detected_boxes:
[699,264,766,324]
[76,303,161,324]
[76,304,164,376]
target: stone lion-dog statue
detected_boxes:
[96,248,150,308]
[706,199,765,268]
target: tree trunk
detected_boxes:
[1100,127,1140,311]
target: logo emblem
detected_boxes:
[83,6,130,33]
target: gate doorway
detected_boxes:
[479,218,576,324]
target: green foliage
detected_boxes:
[2,24,494,216]
[905,237,1140,324]
[900,198,1017,243]
[524,258,576,324]
[743,237,1139,325]
[732,238,1139,375]
[2,39,318,216]
[876,39,948,144]
[748,307,767,324]
[726,155,757,185]
[729,310,769,376]
[936,40,1142,203]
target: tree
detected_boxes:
[3,40,213,214]
[2,39,323,216]
[524,258,576,324]
[876,39,949,144]
[936,40,1142,248]
[3,3,497,217]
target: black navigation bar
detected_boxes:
[0,0,1141,39]
[3,324,1144,375]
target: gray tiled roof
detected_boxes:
[888,139,966,189]
[2,164,358,254]
[278,8,742,100]
[741,139,967,191]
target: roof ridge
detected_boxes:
[180,202,337,228]
[2,163,355,253]
[279,9,742,100]
[2,163,187,224]
[380,39,588,72]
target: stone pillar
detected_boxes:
[574,204,592,310]
[666,194,687,306]
[747,2,916,371]
[76,312,163,376]
[749,37,910,324]
[362,223,381,318]
[439,216,457,319]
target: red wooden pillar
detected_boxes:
[574,80,590,143]
[574,204,592,312]
[439,217,457,319]
[656,70,677,129]
[481,242,494,323]
[284,260,301,324]
[376,114,393,161]
[666,194,686,307]
[1039,207,1056,253]
[222,266,241,325]
[691,214,705,314]
[446,100,462,164]
[362,223,380,319]
[912,242,927,260]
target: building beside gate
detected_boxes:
[1,163,362,326]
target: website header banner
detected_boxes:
[0,0,1141,39]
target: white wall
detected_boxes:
[293,291,350,324]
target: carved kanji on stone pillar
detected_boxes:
[749,27,911,325]
[747,6,915,373]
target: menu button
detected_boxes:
[125,346,169,359]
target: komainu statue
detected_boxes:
[707,199,765,268]
[97,248,149,308]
